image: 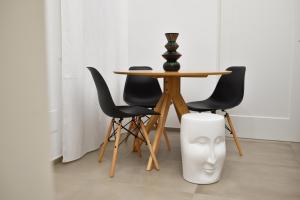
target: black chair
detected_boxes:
[123,66,171,151]
[87,67,160,177]
[187,66,246,156]
[123,66,162,108]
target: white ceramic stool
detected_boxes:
[180,113,226,184]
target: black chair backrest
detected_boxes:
[123,66,162,106]
[87,67,119,117]
[210,66,246,107]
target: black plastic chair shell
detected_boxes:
[123,66,162,108]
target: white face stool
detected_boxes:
[180,113,226,184]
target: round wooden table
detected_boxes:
[114,70,231,170]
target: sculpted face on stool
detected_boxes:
[181,113,226,184]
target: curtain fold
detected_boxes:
[61,0,123,162]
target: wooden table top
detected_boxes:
[114,70,231,78]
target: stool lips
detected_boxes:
[203,168,216,175]
[203,163,216,174]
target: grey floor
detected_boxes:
[54,130,300,200]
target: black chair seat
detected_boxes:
[117,105,160,117]
[187,99,236,112]
[125,97,160,108]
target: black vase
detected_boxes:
[163,33,181,71]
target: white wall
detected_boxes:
[128,0,221,127]
[220,0,300,141]
[47,0,299,162]
[45,0,63,160]
[0,1,54,199]
[127,0,300,141]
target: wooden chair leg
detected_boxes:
[225,113,243,156]
[132,136,138,152]
[132,118,141,152]
[163,128,171,151]
[132,120,142,157]
[124,132,130,142]
[136,133,142,158]
[109,122,122,177]
[98,119,114,162]
[140,119,160,170]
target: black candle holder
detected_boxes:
[162,33,181,71]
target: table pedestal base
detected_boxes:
[145,77,189,170]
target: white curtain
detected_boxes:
[61,0,126,162]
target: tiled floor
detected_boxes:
[53,130,300,200]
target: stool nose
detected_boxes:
[207,145,217,165]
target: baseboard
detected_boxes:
[165,127,180,132]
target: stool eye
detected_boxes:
[192,136,210,144]
[214,136,225,144]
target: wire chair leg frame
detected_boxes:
[124,118,135,142]
[109,119,132,141]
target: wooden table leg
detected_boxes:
[132,94,166,153]
[146,94,171,170]
[173,94,189,121]
[173,100,182,122]
[163,128,171,151]
[146,77,190,170]
[140,120,160,170]
[145,94,165,133]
